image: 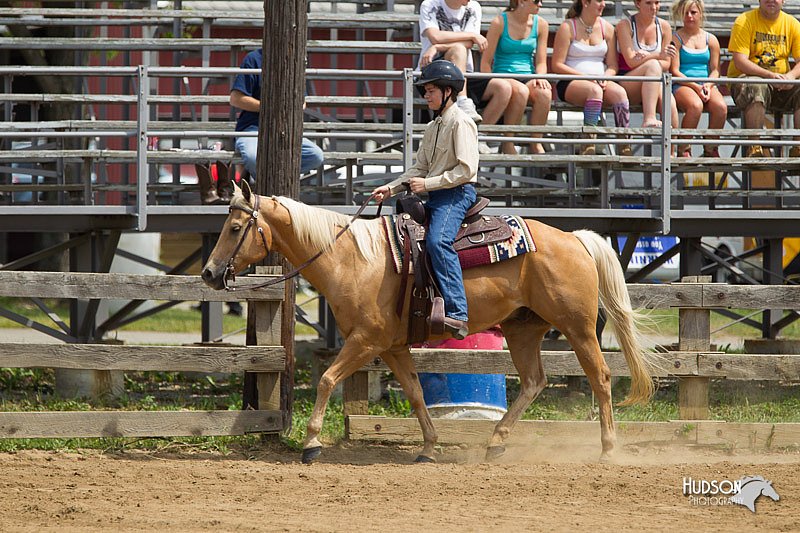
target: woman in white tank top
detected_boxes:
[552,0,631,155]
[616,0,679,129]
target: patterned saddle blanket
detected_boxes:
[381,214,536,273]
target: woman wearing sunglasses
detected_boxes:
[480,0,552,154]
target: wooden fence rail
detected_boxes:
[343,279,800,450]
[0,270,289,439]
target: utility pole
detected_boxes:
[243,0,307,427]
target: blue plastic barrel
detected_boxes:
[417,329,507,420]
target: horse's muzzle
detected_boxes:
[201,264,226,290]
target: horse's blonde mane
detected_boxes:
[274,196,384,261]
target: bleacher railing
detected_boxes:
[3,65,800,233]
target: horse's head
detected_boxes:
[762,481,780,502]
[201,180,274,290]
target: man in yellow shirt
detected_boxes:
[727,0,800,157]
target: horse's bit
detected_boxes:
[221,192,380,291]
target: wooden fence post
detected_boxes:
[252,266,283,413]
[343,371,370,417]
[678,275,712,419]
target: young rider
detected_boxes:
[372,60,478,340]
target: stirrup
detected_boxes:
[442,317,468,340]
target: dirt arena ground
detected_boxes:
[0,440,797,532]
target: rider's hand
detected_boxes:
[408,177,426,194]
[372,185,391,203]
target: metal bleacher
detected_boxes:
[2,0,800,287]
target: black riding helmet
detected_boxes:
[414,60,465,117]
[414,59,466,93]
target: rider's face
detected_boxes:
[423,83,447,110]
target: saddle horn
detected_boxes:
[397,184,427,225]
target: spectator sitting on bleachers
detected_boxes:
[670,0,727,158]
[230,49,324,180]
[727,0,800,158]
[551,0,631,156]
[616,0,679,130]
[480,0,552,154]
[419,0,521,153]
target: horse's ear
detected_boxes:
[241,179,252,203]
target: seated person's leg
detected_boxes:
[563,80,603,155]
[732,78,769,156]
[525,80,550,154]
[235,126,259,177]
[300,138,324,174]
[438,45,483,123]
[770,84,800,156]
[473,78,511,125]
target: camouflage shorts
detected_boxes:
[730,75,800,113]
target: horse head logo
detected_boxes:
[730,476,780,513]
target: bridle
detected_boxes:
[221,192,381,291]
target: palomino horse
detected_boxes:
[201,181,655,463]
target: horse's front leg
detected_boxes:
[302,335,382,464]
[381,348,438,462]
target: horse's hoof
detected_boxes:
[485,445,506,462]
[599,452,615,464]
[414,454,436,463]
[302,446,323,464]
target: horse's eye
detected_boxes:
[231,224,242,232]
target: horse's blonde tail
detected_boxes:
[572,230,655,405]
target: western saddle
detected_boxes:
[393,196,512,343]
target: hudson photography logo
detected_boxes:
[682,475,781,512]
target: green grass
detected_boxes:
[2,361,799,453]
[0,296,318,337]
[1,293,799,453]
[641,307,800,339]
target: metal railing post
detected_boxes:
[136,65,149,231]
[402,68,414,172]
[661,72,672,235]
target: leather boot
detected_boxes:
[442,317,469,340]
[215,161,233,203]
[195,163,221,205]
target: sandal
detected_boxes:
[677,145,692,158]
[617,144,633,156]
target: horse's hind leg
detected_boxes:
[303,336,382,463]
[381,349,438,462]
[562,324,615,462]
[486,316,551,460]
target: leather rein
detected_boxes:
[222,192,381,291]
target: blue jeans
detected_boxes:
[426,184,476,321]
[235,125,324,176]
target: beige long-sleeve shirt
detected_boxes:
[386,103,479,196]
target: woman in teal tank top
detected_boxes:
[670,0,727,158]
[481,0,552,154]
